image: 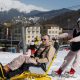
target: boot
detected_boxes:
[63,68,75,77]
[51,68,63,77]
[7,63,29,79]
[69,68,75,75]
[0,63,7,79]
[7,68,23,78]
[55,68,63,75]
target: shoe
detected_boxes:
[69,68,75,74]
[51,70,62,77]
[63,68,75,78]
[0,63,7,79]
[51,68,63,77]
[7,65,26,79]
[55,68,62,75]
[63,71,75,78]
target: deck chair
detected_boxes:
[10,53,57,80]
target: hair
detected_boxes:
[77,21,80,28]
[42,34,50,40]
[52,37,56,41]
[46,35,50,39]
[77,17,80,28]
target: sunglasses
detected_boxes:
[41,38,46,41]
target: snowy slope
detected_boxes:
[0,51,80,80]
[0,52,22,65]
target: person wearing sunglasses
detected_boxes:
[0,35,56,79]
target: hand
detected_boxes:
[35,57,40,63]
[25,49,31,57]
[28,58,38,65]
[36,59,41,63]
[35,57,39,60]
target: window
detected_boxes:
[32,31,35,34]
[36,31,39,33]
[55,31,57,33]
[28,36,30,38]
[28,40,30,43]
[49,31,51,33]
[32,36,34,38]
[52,31,54,33]
[28,31,30,34]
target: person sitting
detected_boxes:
[30,40,37,56]
[0,35,56,79]
[34,36,42,48]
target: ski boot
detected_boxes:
[51,68,62,77]
[0,63,7,80]
[63,68,75,78]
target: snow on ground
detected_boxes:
[0,52,22,65]
[0,50,80,80]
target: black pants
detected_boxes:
[7,63,46,79]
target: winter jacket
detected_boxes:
[70,29,80,51]
[34,42,55,64]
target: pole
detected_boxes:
[11,28,13,52]
[22,26,26,54]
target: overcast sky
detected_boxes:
[0,0,80,13]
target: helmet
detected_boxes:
[77,17,80,28]
[77,17,80,22]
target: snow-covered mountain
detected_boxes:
[0,8,71,22]
[0,0,48,13]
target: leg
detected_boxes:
[7,55,29,71]
[69,50,80,75]
[0,55,29,79]
[56,50,77,75]
[5,49,31,71]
